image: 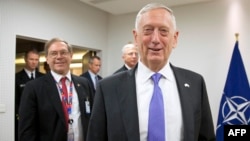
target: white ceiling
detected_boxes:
[79,0,215,15]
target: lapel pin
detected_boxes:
[77,83,81,87]
[184,83,190,88]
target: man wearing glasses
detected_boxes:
[18,37,93,141]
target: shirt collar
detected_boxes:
[137,60,175,83]
[88,70,96,78]
[51,70,72,83]
[124,64,132,70]
[24,68,35,76]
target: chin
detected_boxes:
[54,69,65,74]
[149,56,163,61]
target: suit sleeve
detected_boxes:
[86,83,108,141]
[199,77,216,141]
[18,82,38,141]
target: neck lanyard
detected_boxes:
[56,79,73,115]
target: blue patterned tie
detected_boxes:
[148,73,165,141]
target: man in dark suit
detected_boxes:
[15,48,44,141]
[113,43,138,74]
[18,37,93,141]
[87,3,215,141]
[80,56,102,95]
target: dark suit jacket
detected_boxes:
[87,64,215,141]
[80,71,102,95]
[15,69,44,141]
[15,69,45,114]
[18,72,93,141]
[113,65,128,74]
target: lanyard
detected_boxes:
[56,78,73,115]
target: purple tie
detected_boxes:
[148,73,165,141]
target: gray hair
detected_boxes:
[121,43,137,55]
[135,3,177,31]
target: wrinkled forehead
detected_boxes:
[48,41,68,51]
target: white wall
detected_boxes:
[1,0,250,140]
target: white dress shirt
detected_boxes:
[51,71,83,141]
[24,68,35,79]
[88,70,98,89]
[136,61,184,141]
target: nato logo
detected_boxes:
[221,95,250,125]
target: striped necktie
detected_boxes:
[60,77,69,130]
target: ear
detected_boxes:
[133,29,138,45]
[172,31,179,49]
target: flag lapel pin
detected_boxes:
[184,83,190,88]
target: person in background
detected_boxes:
[18,37,93,141]
[15,48,44,141]
[87,3,215,141]
[80,56,102,96]
[113,43,139,74]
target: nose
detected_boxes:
[132,53,138,57]
[152,30,160,44]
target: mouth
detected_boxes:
[149,48,162,51]
[55,62,65,65]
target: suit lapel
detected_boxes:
[117,68,140,140]
[71,75,87,115]
[44,73,67,129]
[86,72,95,89]
[171,65,194,140]
[21,69,31,82]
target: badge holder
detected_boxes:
[67,119,74,141]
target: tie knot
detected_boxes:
[61,77,67,83]
[151,73,162,84]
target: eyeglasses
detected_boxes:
[48,50,70,58]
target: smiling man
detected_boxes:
[87,3,215,141]
[18,37,93,141]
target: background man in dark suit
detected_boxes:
[80,56,102,95]
[18,37,93,141]
[87,3,215,141]
[113,43,138,74]
[15,48,44,141]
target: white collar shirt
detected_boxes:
[51,70,83,141]
[88,70,97,88]
[24,68,35,79]
[136,61,183,141]
[125,64,132,70]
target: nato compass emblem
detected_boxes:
[221,95,250,125]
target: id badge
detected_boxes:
[85,100,90,114]
[67,120,74,141]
